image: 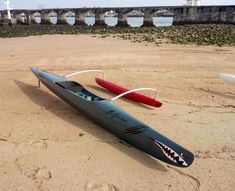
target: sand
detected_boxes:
[0,35,234,191]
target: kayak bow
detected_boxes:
[30,67,194,167]
[220,74,235,83]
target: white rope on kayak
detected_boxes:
[111,88,158,102]
[65,70,105,79]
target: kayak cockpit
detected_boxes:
[55,81,105,102]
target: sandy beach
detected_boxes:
[0,35,234,191]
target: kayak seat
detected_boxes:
[56,81,104,102]
[55,81,83,93]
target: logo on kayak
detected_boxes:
[153,139,188,167]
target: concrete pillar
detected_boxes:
[95,13,105,25]
[10,14,17,25]
[41,14,51,24]
[117,12,128,26]
[75,13,85,25]
[143,13,153,26]
[16,14,23,24]
[0,12,3,25]
[57,13,68,25]
[27,14,33,24]
[26,14,33,24]
[15,13,30,25]
[25,13,41,24]
[2,17,11,26]
[15,14,20,24]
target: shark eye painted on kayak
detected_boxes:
[153,140,188,167]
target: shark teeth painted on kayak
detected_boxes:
[154,140,188,167]
[30,67,194,168]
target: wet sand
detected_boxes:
[0,35,234,191]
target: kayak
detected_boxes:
[30,67,194,167]
[220,74,235,83]
[95,77,162,108]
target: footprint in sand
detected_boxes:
[85,182,118,191]
[1,131,11,138]
[34,166,52,182]
[30,140,47,149]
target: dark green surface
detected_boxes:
[30,67,194,167]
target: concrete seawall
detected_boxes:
[0,5,234,26]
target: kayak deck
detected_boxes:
[56,81,104,102]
